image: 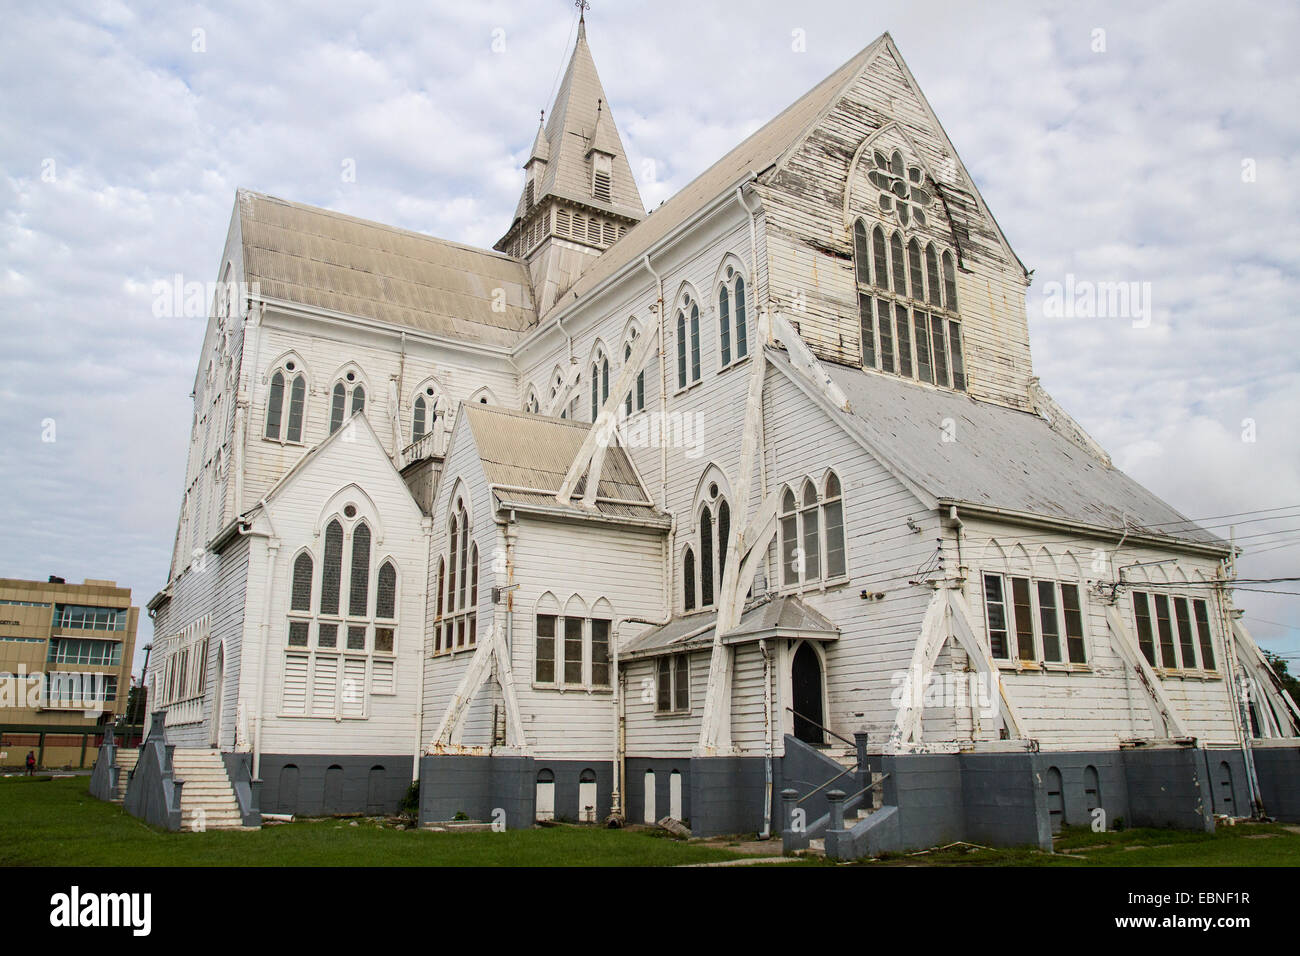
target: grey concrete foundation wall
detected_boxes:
[960,754,1051,850]
[1252,745,1300,821]
[1033,752,1130,830]
[878,753,965,850]
[1202,749,1251,817]
[688,755,769,837]
[1121,747,1214,831]
[417,755,613,829]
[624,757,691,825]
[258,754,413,816]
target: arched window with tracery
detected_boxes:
[265,360,306,443]
[281,509,397,717]
[329,370,366,434]
[779,472,849,591]
[435,495,478,654]
[851,214,965,392]
[717,262,749,370]
[412,384,440,442]
[590,345,610,420]
[623,327,645,415]
[675,292,701,390]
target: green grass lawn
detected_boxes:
[867,821,1300,866]
[4,776,1298,866]
[0,776,745,867]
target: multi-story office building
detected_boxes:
[0,576,139,768]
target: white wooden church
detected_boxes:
[137,16,1300,850]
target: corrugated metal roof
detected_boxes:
[238,189,537,346]
[544,34,890,318]
[623,596,838,659]
[462,404,666,524]
[797,356,1227,549]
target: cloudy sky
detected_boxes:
[2,0,1298,677]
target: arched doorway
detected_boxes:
[209,644,224,748]
[791,642,825,745]
[1045,766,1065,833]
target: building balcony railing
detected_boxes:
[399,429,445,468]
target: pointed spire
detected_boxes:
[576,0,589,40]
[528,109,549,165]
[507,13,643,222]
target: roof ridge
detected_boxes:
[237,188,521,265]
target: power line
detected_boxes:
[1139,503,1300,528]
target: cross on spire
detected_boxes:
[576,0,589,22]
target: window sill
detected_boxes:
[530,682,613,694]
[673,379,703,397]
[995,661,1091,674]
[778,575,851,596]
[261,437,306,448]
[654,708,692,718]
[277,713,370,721]
[717,353,751,375]
[1153,668,1222,681]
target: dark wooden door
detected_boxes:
[791,643,824,744]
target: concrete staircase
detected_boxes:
[172,749,247,831]
[110,748,138,803]
[808,791,877,854]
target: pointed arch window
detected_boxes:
[925,244,942,308]
[623,328,645,414]
[435,498,478,655]
[676,313,688,389]
[675,295,701,390]
[851,218,965,392]
[590,347,610,420]
[328,371,367,435]
[700,506,715,608]
[412,385,439,442]
[349,523,371,618]
[718,265,749,370]
[683,546,697,612]
[717,499,731,585]
[525,388,541,415]
[321,519,343,616]
[779,474,849,591]
[687,485,731,610]
[265,362,306,442]
[282,512,397,718]
[823,472,846,579]
[291,552,314,612]
[800,481,821,583]
[853,221,871,286]
[534,595,612,690]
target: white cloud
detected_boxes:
[1,0,1297,676]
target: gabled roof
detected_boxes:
[237,189,536,347]
[546,33,1026,320]
[622,596,838,660]
[507,17,644,228]
[461,403,669,527]
[770,352,1227,552]
[546,34,890,316]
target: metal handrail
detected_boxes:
[795,764,856,805]
[785,707,869,806]
[785,707,858,751]
[838,772,892,810]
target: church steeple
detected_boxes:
[496,8,645,315]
